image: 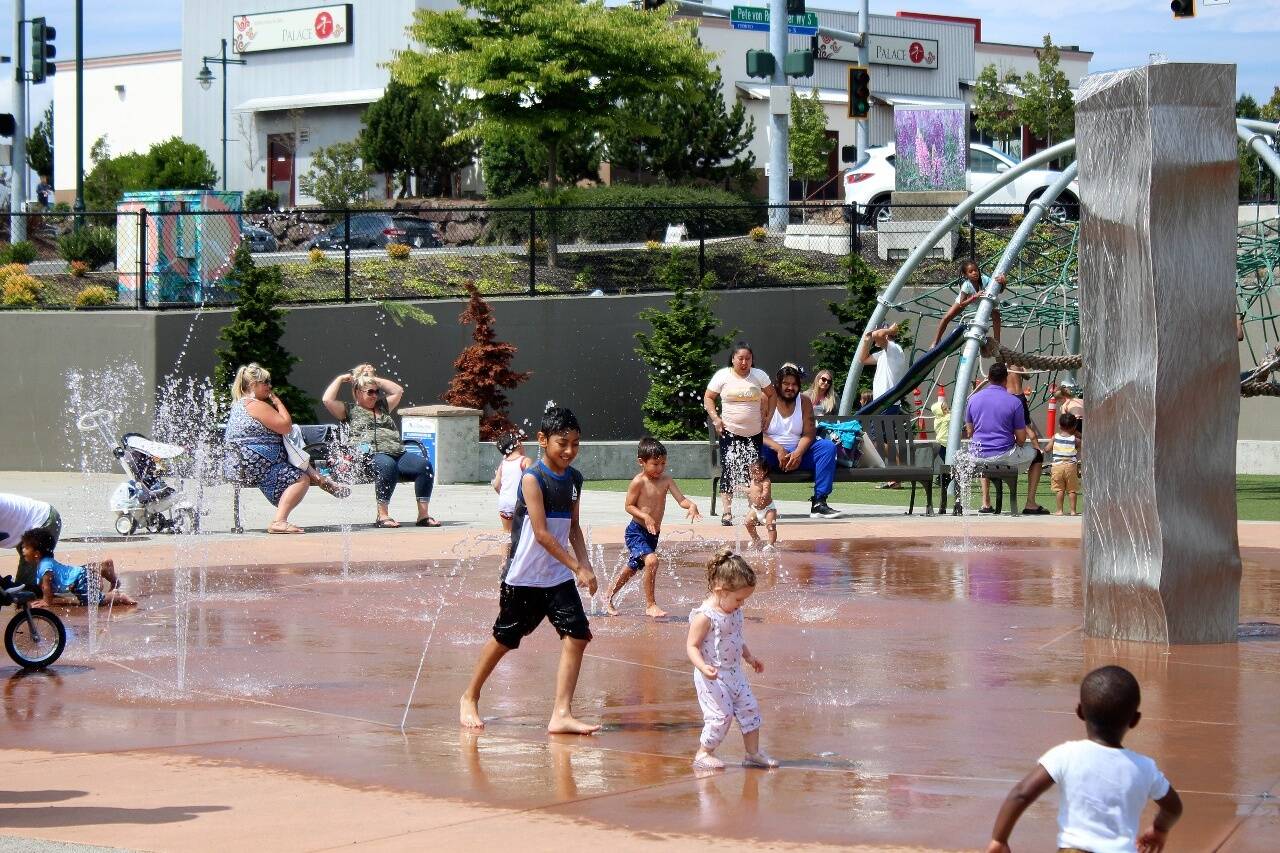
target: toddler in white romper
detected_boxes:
[687,547,778,771]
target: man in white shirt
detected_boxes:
[857,324,909,487]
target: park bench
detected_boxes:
[708,414,936,516]
[938,459,1021,516]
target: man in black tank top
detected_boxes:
[760,365,846,519]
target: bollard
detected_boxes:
[913,387,926,440]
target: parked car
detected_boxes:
[305,214,442,250]
[844,142,1080,227]
[242,225,279,253]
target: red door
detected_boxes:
[267,134,295,207]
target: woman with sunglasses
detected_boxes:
[805,369,837,417]
[322,366,438,528]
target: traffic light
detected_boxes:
[746,50,775,79]
[784,50,814,78]
[1171,0,1195,18]
[786,0,805,14]
[31,17,56,84]
[848,66,871,119]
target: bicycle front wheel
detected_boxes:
[5,608,67,670]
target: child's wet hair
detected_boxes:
[496,431,522,456]
[1079,665,1141,731]
[706,547,757,591]
[540,406,580,437]
[637,436,667,460]
[960,259,980,275]
[1058,412,1078,431]
[19,528,55,557]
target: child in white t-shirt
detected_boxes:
[987,665,1182,853]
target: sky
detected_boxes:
[0,0,1276,118]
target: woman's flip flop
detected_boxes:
[415,517,442,527]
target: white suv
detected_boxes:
[843,142,1080,227]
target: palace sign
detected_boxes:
[817,33,939,70]
[232,4,352,54]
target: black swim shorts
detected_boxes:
[492,579,592,649]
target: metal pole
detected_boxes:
[73,0,84,222]
[766,0,787,230]
[221,39,228,191]
[698,208,706,281]
[138,208,148,309]
[11,0,28,242]
[528,207,536,295]
[342,209,351,303]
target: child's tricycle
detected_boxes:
[0,563,66,670]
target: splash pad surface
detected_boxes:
[3,528,1278,851]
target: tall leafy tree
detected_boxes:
[789,88,833,201]
[26,103,53,182]
[361,78,478,197]
[1017,36,1075,150]
[441,282,531,439]
[1237,93,1266,201]
[392,0,713,265]
[605,71,755,191]
[635,251,736,440]
[972,63,1022,145]
[83,136,215,210]
[1262,86,1280,122]
[213,245,314,421]
[481,124,601,200]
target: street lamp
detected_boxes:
[196,38,246,191]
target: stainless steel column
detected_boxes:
[1075,62,1241,644]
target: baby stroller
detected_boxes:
[76,410,199,536]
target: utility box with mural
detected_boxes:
[116,190,243,305]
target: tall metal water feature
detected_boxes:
[1076,62,1242,643]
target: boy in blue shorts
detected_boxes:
[21,528,136,608]
[459,406,600,734]
[987,665,1182,853]
[605,437,701,618]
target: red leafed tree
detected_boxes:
[442,282,531,439]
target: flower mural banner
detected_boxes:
[894,106,967,192]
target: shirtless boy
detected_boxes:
[605,436,701,618]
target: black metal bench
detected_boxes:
[708,415,935,516]
[938,459,1022,516]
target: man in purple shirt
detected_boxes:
[965,363,1039,512]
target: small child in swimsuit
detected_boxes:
[744,460,777,551]
[21,528,136,608]
[686,547,778,771]
[606,437,701,618]
[491,431,531,533]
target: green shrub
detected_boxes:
[243,189,280,212]
[58,226,116,269]
[4,241,38,264]
[484,185,762,246]
[75,284,116,308]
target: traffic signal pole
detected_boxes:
[10,0,27,242]
[766,0,788,229]
[855,0,868,170]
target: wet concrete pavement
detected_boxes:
[3,530,1278,851]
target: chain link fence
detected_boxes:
[0,201,1078,310]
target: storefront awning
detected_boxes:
[734,83,850,105]
[233,88,385,113]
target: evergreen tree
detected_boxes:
[605,71,755,191]
[299,141,375,209]
[1237,93,1266,201]
[480,125,601,200]
[635,251,736,440]
[789,88,833,201]
[361,78,478,197]
[26,103,53,182]
[809,254,887,404]
[441,282,531,439]
[213,245,314,420]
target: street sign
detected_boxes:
[731,6,819,36]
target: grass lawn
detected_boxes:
[581,475,1280,522]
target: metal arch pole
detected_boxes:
[944,161,1079,465]
[1236,121,1280,182]
[836,138,1078,415]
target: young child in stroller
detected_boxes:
[111,433,195,535]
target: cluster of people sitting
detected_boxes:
[222,362,440,534]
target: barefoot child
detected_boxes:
[21,529,136,608]
[1050,412,1082,516]
[460,406,600,734]
[605,437,701,618]
[491,431,531,532]
[744,460,777,551]
[686,547,778,771]
[987,665,1182,853]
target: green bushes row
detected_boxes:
[0,241,38,264]
[483,185,763,245]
